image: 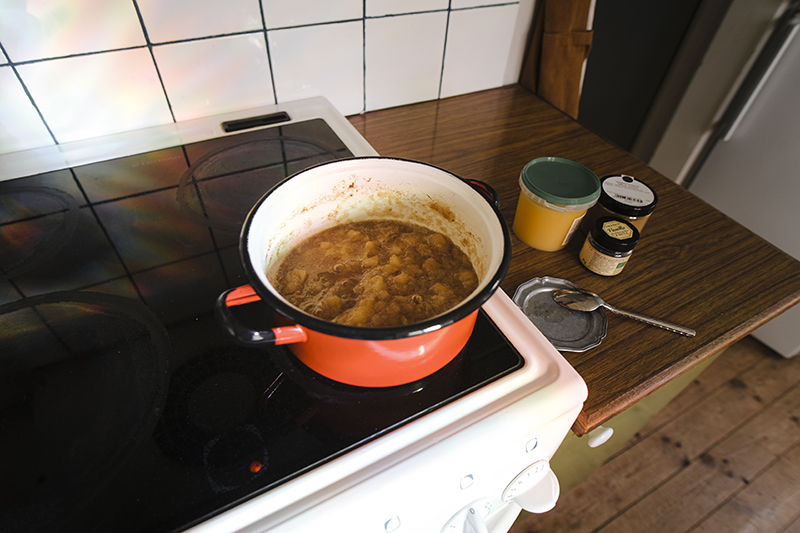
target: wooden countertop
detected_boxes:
[348,85,800,436]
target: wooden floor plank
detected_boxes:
[599,381,800,533]
[647,344,797,460]
[609,338,767,460]
[782,515,800,533]
[694,444,800,533]
[643,337,768,430]
[510,341,800,533]
[604,458,743,533]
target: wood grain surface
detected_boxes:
[510,337,800,532]
[347,85,800,436]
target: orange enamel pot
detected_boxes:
[215,157,511,388]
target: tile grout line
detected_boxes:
[131,0,176,123]
[257,0,279,105]
[2,2,521,149]
[438,1,453,100]
[362,0,367,113]
[0,41,59,145]
[5,4,519,68]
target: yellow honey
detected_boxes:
[512,158,600,252]
[513,192,588,251]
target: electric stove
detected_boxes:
[0,97,587,533]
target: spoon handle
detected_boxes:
[603,304,696,337]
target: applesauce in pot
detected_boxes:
[272,220,479,328]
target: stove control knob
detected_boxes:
[441,498,492,533]
[384,516,401,532]
[501,460,559,514]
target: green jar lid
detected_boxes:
[520,157,601,207]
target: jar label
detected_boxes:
[603,176,655,206]
[602,220,634,240]
[561,213,586,246]
[579,239,630,276]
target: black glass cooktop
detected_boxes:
[0,118,523,532]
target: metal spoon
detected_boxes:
[553,289,696,337]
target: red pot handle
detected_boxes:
[466,179,500,207]
[215,285,307,347]
[224,284,263,306]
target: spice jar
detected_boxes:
[580,174,658,235]
[579,216,640,276]
[512,157,600,252]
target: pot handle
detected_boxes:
[215,285,307,347]
[466,179,500,207]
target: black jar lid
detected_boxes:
[591,216,640,252]
[598,175,658,218]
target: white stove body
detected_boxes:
[0,97,587,533]
[195,290,586,533]
[0,97,377,182]
[207,290,586,533]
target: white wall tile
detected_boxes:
[365,12,447,111]
[0,0,144,62]
[263,0,362,28]
[0,1,533,153]
[155,34,275,122]
[366,0,448,17]
[0,66,54,153]
[17,49,172,144]
[269,21,363,116]
[451,0,515,8]
[137,0,263,43]
[440,4,519,98]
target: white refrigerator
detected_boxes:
[688,1,800,358]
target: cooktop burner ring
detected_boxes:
[0,290,169,529]
[0,109,546,533]
[176,136,340,232]
[0,186,79,281]
[153,349,283,469]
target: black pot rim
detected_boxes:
[239,156,511,341]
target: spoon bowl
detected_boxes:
[553,289,696,337]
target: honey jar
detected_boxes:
[512,157,600,252]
